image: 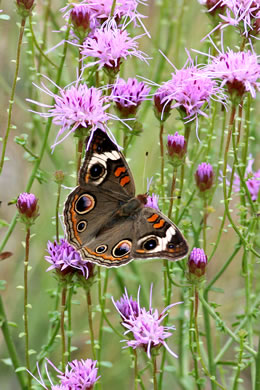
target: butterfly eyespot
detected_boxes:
[96,245,107,254]
[112,240,132,258]
[143,238,158,251]
[75,194,95,214]
[90,163,105,179]
[77,221,87,232]
[167,243,175,249]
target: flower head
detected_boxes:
[58,359,100,389]
[16,0,35,17]
[145,193,160,210]
[195,162,214,192]
[27,81,112,150]
[167,132,187,163]
[81,21,149,73]
[206,49,260,99]
[112,78,150,117]
[219,0,260,37]
[113,288,140,320]
[188,248,208,277]
[29,358,100,389]
[153,82,173,122]
[45,239,93,279]
[112,285,181,359]
[17,192,39,225]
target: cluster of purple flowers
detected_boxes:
[113,285,181,359]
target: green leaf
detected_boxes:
[15,366,27,372]
[1,358,12,366]
[0,219,9,228]
[0,280,7,291]
[100,361,113,368]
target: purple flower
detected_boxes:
[58,359,100,389]
[17,192,39,223]
[206,49,260,98]
[27,81,114,150]
[188,248,208,277]
[167,132,187,160]
[145,193,160,210]
[112,78,150,117]
[45,239,93,279]
[112,285,181,359]
[81,20,149,73]
[29,358,100,389]
[219,0,260,37]
[113,287,140,320]
[195,162,214,192]
[153,82,173,121]
[232,157,260,201]
[198,0,226,13]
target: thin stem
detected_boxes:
[76,137,84,184]
[0,297,27,389]
[255,336,260,390]
[189,288,202,390]
[24,227,31,388]
[159,122,165,198]
[134,349,138,390]
[97,268,109,369]
[110,0,117,17]
[203,197,208,253]
[0,18,26,174]
[168,166,177,219]
[67,284,73,362]
[61,285,67,371]
[232,333,245,390]
[56,182,62,242]
[153,355,158,390]
[87,291,96,360]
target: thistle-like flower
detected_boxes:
[81,21,149,74]
[112,285,181,359]
[206,49,260,99]
[30,358,100,389]
[27,80,122,150]
[45,239,93,279]
[188,247,208,277]
[167,132,187,163]
[195,162,214,192]
[145,193,160,210]
[112,78,150,117]
[16,192,39,225]
[113,287,140,320]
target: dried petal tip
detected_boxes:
[195,162,214,192]
[167,132,187,163]
[16,0,35,16]
[188,248,207,277]
[16,192,39,224]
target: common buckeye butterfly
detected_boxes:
[64,129,188,267]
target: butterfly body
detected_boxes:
[64,129,188,267]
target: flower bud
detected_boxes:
[17,192,39,225]
[16,0,35,17]
[54,170,65,185]
[188,248,207,277]
[71,5,91,41]
[167,132,187,164]
[195,162,214,192]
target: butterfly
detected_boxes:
[64,129,188,267]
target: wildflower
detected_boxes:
[112,78,150,117]
[188,248,208,277]
[27,82,112,150]
[45,239,93,279]
[232,157,260,201]
[153,82,173,122]
[167,132,187,164]
[195,162,214,192]
[81,20,149,74]
[114,287,140,319]
[206,49,260,99]
[112,285,181,359]
[58,359,100,389]
[30,358,100,389]
[219,0,260,37]
[145,193,160,210]
[16,192,39,225]
[198,0,226,14]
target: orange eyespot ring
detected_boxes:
[112,240,132,258]
[75,194,95,214]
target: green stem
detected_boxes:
[168,166,177,219]
[203,197,208,253]
[0,18,26,174]
[24,227,31,389]
[153,355,158,390]
[76,137,84,184]
[232,333,245,390]
[0,296,27,389]
[189,288,201,390]
[159,122,165,199]
[56,182,62,242]
[110,0,117,17]
[67,284,73,362]
[97,268,109,370]
[0,25,70,254]
[174,0,187,67]
[255,336,260,390]
[134,349,138,390]
[61,285,67,371]
[87,290,96,360]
